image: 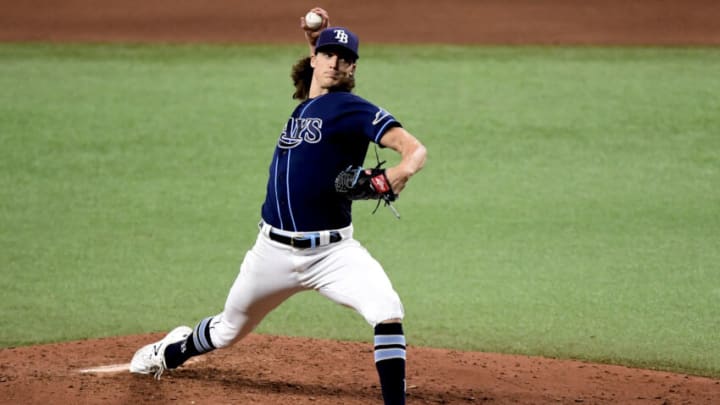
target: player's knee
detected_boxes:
[364,294,404,326]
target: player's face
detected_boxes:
[312,50,356,89]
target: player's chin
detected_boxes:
[321,75,342,85]
[326,75,355,92]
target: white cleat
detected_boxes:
[129,325,192,379]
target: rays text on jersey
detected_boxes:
[279,117,323,148]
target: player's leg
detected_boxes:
[303,239,407,405]
[373,320,407,405]
[161,233,304,370]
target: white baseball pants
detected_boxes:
[207,223,405,348]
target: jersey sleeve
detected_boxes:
[340,95,402,145]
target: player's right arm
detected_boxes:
[379,127,427,195]
[300,7,330,56]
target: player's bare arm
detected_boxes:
[301,7,330,55]
[380,127,427,195]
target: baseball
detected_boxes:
[305,11,323,30]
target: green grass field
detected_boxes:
[1,43,718,378]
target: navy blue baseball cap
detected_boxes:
[315,27,359,60]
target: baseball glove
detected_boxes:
[335,164,397,203]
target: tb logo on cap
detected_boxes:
[334,29,349,43]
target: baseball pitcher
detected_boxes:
[130,7,427,405]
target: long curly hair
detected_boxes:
[291,56,355,100]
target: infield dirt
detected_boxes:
[2,1,719,404]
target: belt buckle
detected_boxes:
[292,233,320,248]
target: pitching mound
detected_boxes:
[1,333,718,404]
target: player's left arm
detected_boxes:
[379,127,427,195]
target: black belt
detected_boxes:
[268,229,343,249]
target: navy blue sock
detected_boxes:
[374,323,406,405]
[164,317,216,369]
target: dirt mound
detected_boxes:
[1,333,718,404]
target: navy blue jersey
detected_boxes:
[261,92,401,231]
